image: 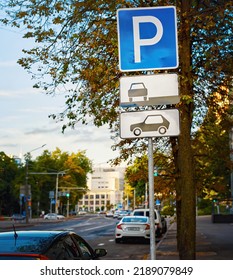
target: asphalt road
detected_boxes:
[37,214,153,260]
[2,214,233,260]
[0,214,154,260]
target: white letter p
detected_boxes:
[133,16,163,63]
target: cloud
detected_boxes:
[24,126,60,135]
[0,60,18,67]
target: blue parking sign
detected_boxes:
[117,6,178,71]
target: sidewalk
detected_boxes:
[155,222,217,260]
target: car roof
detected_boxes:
[0,230,72,254]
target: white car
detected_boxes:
[44,213,65,220]
[115,216,155,243]
[131,208,163,237]
[117,210,129,220]
[105,211,114,217]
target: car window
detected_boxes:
[133,210,157,219]
[145,211,158,219]
[133,211,144,216]
[72,235,93,259]
[123,217,148,223]
[46,236,80,260]
[63,236,80,259]
[46,239,66,259]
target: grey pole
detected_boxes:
[148,137,156,260]
[25,144,46,224]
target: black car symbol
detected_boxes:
[128,82,148,102]
[130,114,170,136]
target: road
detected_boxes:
[30,214,153,260]
[2,214,233,259]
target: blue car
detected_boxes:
[0,230,107,260]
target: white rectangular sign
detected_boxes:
[120,109,180,139]
[120,73,179,107]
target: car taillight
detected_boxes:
[38,254,50,260]
[145,224,150,230]
[117,224,123,230]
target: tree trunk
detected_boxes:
[177,0,196,259]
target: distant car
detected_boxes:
[105,211,114,217]
[115,216,153,243]
[117,210,129,220]
[10,214,25,221]
[69,210,77,216]
[77,211,87,215]
[0,230,107,260]
[44,213,65,220]
[113,210,120,218]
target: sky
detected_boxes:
[0,27,122,166]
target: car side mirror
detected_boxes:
[95,248,107,258]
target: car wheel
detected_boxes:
[115,238,121,244]
[133,128,142,136]
[158,126,167,135]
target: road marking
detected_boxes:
[97,243,105,246]
[80,225,108,232]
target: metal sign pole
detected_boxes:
[148,137,156,260]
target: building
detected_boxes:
[77,166,125,212]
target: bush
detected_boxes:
[161,205,175,216]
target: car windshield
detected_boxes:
[122,217,148,223]
[0,232,56,253]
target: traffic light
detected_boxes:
[154,167,158,176]
[66,193,70,198]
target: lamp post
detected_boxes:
[25,144,46,224]
[55,170,69,214]
[28,169,69,215]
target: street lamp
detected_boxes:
[55,170,69,214]
[25,144,46,223]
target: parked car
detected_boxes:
[10,214,25,221]
[117,210,129,220]
[115,216,153,243]
[113,210,120,218]
[131,208,163,237]
[69,210,77,216]
[161,216,167,234]
[44,213,65,220]
[0,230,107,260]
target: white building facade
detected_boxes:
[77,166,125,212]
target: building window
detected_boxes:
[101,194,105,199]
